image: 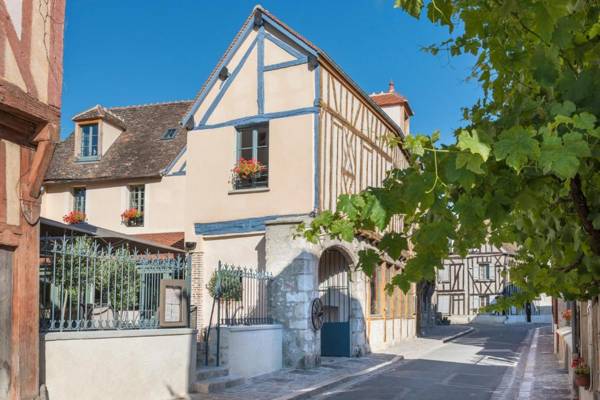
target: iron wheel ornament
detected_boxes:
[311,298,324,331]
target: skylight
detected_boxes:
[162,128,177,140]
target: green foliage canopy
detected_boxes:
[303,0,600,301]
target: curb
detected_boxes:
[272,355,404,400]
[442,327,475,343]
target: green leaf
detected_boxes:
[494,126,540,172]
[378,232,408,260]
[550,101,576,117]
[456,152,485,174]
[538,132,589,179]
[457,130,490,161]
[357,249,380,278]
[572,113,597,130]
[393,0,423,18]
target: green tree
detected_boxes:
[303,0,600,303]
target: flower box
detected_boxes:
[63,211,86,225]
[232,158,267,189]
[121,208,144,227]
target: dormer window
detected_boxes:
[80,123,99,159]
[162,128,177,140]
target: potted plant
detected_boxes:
[562,309,572,324]
[573,358,591,388]
[62,210,86,224]
[121,208,143,226]
[232,158,266,189]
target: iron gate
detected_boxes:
[318,248,351,357]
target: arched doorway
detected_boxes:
[318,248,351,357]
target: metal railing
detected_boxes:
[204,262,273,366]
[39,236,189,331]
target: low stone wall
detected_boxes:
[41,328,196,400]
[368,318,416,352]
[555,326,596,400]
[218,324,283,378]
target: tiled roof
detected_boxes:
[370,81,414,116]
[72,104,127,130]
[133,232,185,249]
[45,101,192,183]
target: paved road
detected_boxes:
[311,324,538,400]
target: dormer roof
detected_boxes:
[72,104,127,130]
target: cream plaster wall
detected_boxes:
[207,47,258,125]
[185,114,314,233]
[198,233,266,326]
[41,175,185,234]
[264,39,295,65]
[191,30,259,126]
[41,329,196,400]
[264,63,314,114]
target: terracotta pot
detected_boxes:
[574,373,590,388]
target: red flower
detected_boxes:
[63,211,86,224]
[232,158,266,179]
[121,208,143,221]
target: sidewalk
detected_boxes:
[516,325,571,400]
[192,354,399,400]
[192,325,474,400]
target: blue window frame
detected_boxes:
[80,124,99,158]
[162,128,177,140]
[234,123,268,190]
[73,187,86,213]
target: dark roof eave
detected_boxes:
[44,173,163,186]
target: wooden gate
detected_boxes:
[319,248,351,357]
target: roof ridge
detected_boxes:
[72,104,102,119]
[110,99,193,110]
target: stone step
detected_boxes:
[196,366,229,381]
[192,375,245,394]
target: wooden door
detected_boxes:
[0,247,13,398]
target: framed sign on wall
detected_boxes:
[159,279,189,328]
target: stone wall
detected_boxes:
[265,216,369,368]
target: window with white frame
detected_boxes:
[127,185,145,226]
[438,264,450,283]
[80,123,99,159]
[473,263,492,281]
[234,123,269,189]
[72,187,86,213]
[470,295,489,313]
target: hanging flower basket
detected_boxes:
[63,211,86,224]
[232,158,266,189]
[121,208,143,226]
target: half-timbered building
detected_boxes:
[433,244,514,322]
[182,5,416,368]
[0,0,65,398]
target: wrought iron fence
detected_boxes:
[39,236,189,331]
[209,263,273,326]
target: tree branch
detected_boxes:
[570,174,600,256]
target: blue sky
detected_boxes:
[61,1,481,143]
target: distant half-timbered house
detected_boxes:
[433,244,514,322]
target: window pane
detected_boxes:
[257,130,268,147]
[91,125,98,156]
[81,126,90,157]
[240,130,253,148]
[257,147,268,167]
[73,188,86,213]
